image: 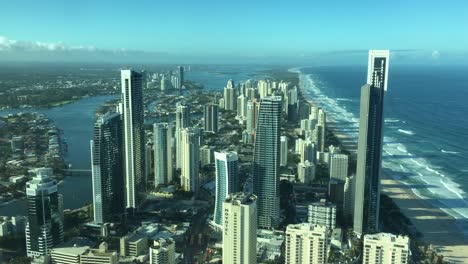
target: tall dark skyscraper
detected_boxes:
[91,112,125,224]
[25,168,64,258]
[121,70,146,211]
[354,50,389,235]
[252,96,282,229]
[204,103,219,133]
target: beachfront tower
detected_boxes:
[252,96,282,229]
[153,123,173,186]
[214,151,239,226]
[25,168,64,258]
[353,50,389,235]
[121,70,146,212]
[91,112,125,224]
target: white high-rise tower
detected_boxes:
[121,70,145,211]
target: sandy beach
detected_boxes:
[381,178,468,263]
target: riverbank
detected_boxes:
[291,67,468,262]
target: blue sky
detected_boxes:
[1,0,467,64]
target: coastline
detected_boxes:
[292,67,468,262]
[381,177,468,263]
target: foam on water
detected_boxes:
[298,70,468,221]
[441,149,460,155]
[398,129,415,135]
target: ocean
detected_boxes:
[296,65,468,231]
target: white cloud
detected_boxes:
[0,35,97,52]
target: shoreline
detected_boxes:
[292,67,468,262]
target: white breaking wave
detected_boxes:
[441,149,460,154]
[299,71,468,220]
[398,129,415,135]
[336,98,353,102]
[385,118,400,123]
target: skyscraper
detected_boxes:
[121,70,146,211]
[236,94,247,120]
[297,160,316,184]
[175,102,191,169]
[180,128,200,192]
[354,50,389,235]
[25,168,64,258]
[214,151,239,226]
[246,100,258,133]
[280,136,288,166]
[301,139,316,164]
[91,112,125,224]
[223,79,237,111]
[204,103,218,133]
[329,153,348,182]
[177,66,184,89]
[153,123,173,187]
[222,193,257,264]
[317,108,326,152]
[285,223,329,264]
[252,96,282,229]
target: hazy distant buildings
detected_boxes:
[253,96,282,229]
[204,103,219,133]
[222,193,257,264]
[180,128,200,192]
[153,123,173,186]
[26,168,64,258]
[363,233,410,264]
[285,223,329,264]
[354,50,389,235]
[91,112,125,224]
[280,136,288,166]
[121,70,146,210]
[308,199,336,230]
[213,151,239,226]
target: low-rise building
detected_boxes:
[80,242,118,264]
[363,233,410,264]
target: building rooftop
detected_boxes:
[364,232,410,245]
[224,192,257,205]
